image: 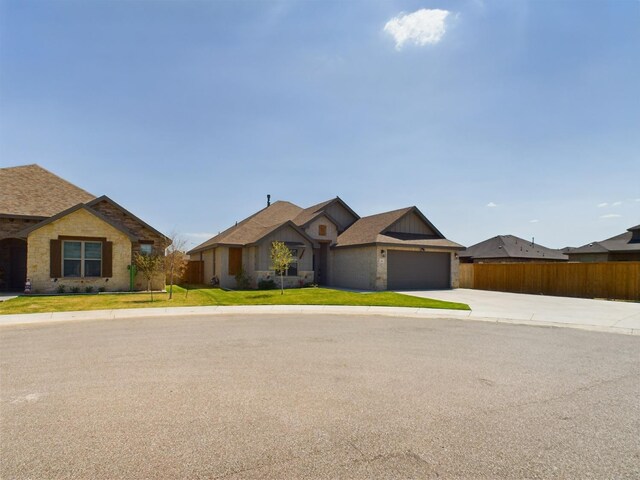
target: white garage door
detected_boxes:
[387,251,450,290]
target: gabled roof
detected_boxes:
[188,201,304,253]
[86,195,169,242]
[292,196,360,229]
[567,226,640,255]
[335,206,462,249]
[0,164,95,217]
[460,235,568,261]
[16,203,139,241]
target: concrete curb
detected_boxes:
[1,305,637,335]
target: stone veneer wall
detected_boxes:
[26,208,132,293]
[253,270,314,289]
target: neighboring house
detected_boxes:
[564,225,640,262]
[0,164,168,293]
[459,235,568,263]
[188,197,464,290]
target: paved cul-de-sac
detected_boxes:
[1,314,639,479]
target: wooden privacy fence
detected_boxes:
[183,260,204,284]
[459,262,640,301]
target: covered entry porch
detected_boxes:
[0,238,27,292]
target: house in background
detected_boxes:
[564,225,640,262]
[0,164,168,293]
[188,197,464,290]
[459,235,568,264]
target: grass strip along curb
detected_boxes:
[0,285,469,315]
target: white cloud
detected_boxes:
[612,201,622,206]
[384,9,451,50]
[529,219,539,223]
[486,202,497,207]
[600,214,621,219]
[597,202,608,207]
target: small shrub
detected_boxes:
[85,286,94,294]
[234,266,252,290]
[98,286,106,293]
[70,286,80,294]
[258,279,277,290]
[56,284,66,294]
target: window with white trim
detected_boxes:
[139,243,153,256]
[63,241,102,277]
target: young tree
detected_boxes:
[164,232,188,300]
[270,241,293,295]
[134,252,164,302]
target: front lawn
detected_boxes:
[0,285,469,315]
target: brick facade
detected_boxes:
[27,208,133,293]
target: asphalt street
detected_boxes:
[1,314,639,479]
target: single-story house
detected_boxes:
[0,164,168,293]
[564,225,640,262]
[188,197,464,290]
[459,235,568,263]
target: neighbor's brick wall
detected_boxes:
[90,200,166,254]
[26,208,132,293]
[0,217,42,239]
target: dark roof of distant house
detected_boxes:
[460,235,568,261]
[0,164,95,217]
[188,201,305,253]
[335,206,463,250]
[566,226,640,255]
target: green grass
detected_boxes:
[0,285,469,315]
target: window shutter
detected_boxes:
[103,241,113,277]
[50,239,61,278]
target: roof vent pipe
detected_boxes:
[267,194,271,207]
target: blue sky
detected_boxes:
[1,0,638,249]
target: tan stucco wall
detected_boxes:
[304,216,338,244]
[27,208,132,293]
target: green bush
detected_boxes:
[234,267,252,290]
[70,286,80,294]
[98,286,106,293]
[85,286,94,294]
[56,284,66,294]
[257,279,277,290]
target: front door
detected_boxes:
[0,238,27,291]
[314,243,329,285]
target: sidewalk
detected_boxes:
[1,295,638,334]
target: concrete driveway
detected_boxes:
[399,288,640,334]
[2,314,639,479]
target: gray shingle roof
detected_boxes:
[292,197,360,229]
[460,235,568,261]
[0,164,95,217]
[188,201,304,253]
[189,201,461,254]
[335,207,463,249]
